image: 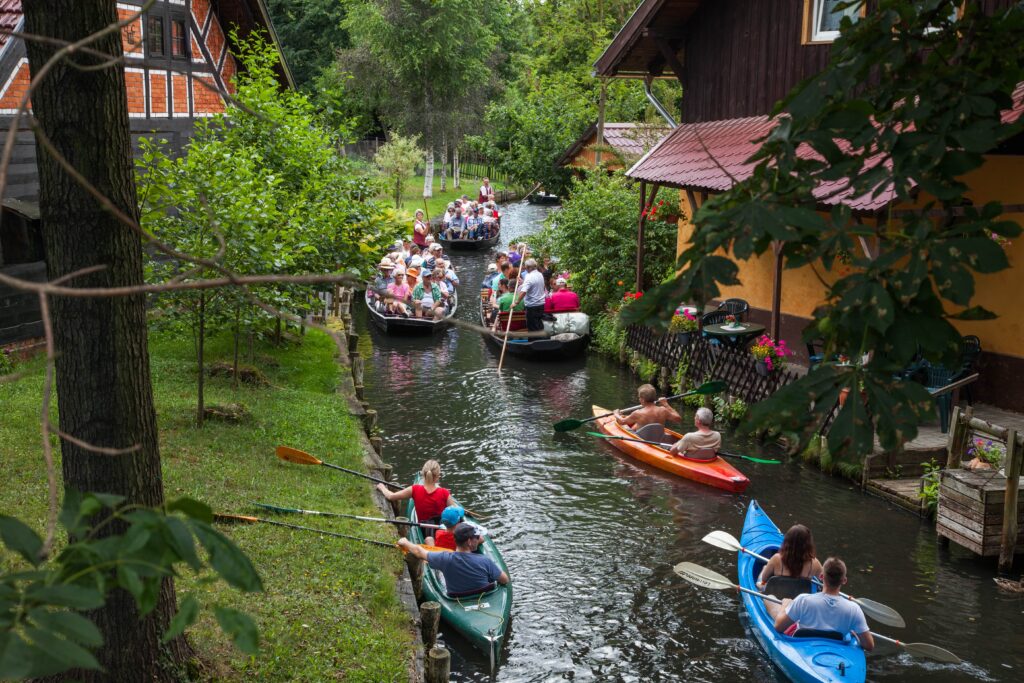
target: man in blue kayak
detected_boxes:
[399,523,509,597]
[773,557,875,651]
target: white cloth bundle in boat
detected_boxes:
[543,312,590,337]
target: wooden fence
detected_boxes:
[625,325,801,405]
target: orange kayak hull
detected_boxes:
[592,405,750,493]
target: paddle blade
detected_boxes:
[214,513,258,524]
[276,445,322,466]
[673,562,735,591]
[553,418,584,432]
[902,642,961,664]
[855,597,906,628]
[691,380,728,395]
[702,531,743,553]
[251,502,300,515]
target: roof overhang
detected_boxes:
[214,0,295,89]
[592,0,703,79]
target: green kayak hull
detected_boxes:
[404,483,512,665]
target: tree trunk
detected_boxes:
[453,147,460,189]
[196,291,206,427]
[22,0,191,679]
[422,149,434,198]
[233,304,241,389]
[440,134,447,193]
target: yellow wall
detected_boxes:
[675,153,1024,357]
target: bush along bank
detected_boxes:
[0,319,417,682]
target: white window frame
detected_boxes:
[808,0,861,43]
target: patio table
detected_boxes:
[702,321,765,348]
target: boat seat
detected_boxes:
[634,423,672,444]
[447,581,497,599]
[495,310,527,331]
[681,448,718,462]
[765,576,814,600]
[792,628,845,641]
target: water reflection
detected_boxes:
[358,200,1022,682]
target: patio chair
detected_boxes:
[955,335,982,405]
[806,340,825,369]
[700,310,730,345]
[924,363,956,433]
[717,298,750,321]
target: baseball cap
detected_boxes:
[393,239,403,249]
[440,506,465,528]
[487,263,497,271]
[453,522,483,545]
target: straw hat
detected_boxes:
[378,257,395,270]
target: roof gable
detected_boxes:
[593,0,702,78]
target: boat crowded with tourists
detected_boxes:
[738,500,867,683]
[478,294,590,360]
[404,480,513,670]
[365,288,457,335]
[590,407,750,492]
[437,225,501,251]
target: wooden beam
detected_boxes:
[999,428,1021,572]
[637,181,647,293]
[651,34,686,83]
[595,79,607,167]
[770,241,783,339]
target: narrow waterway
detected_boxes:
[357,202,1022,682]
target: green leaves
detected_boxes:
[214,606,259,655]
[0,516,42,567]
[193,522,264,593]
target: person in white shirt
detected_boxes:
[478,177,492,202]
[773,557,874,651]
[513,258,548,332]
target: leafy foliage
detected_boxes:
[374,132,426,208]
[530,171,679,314]
[0,494,261,679]
[623,1,1024,462]
[267,0,350,89]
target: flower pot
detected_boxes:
[755,360,770,377]
[675,332,691,346]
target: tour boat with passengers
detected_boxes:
[478,293,590,360]
[365,288,457,335]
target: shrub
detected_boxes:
[0,349,13,376]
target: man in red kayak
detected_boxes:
[773,557,875,651]
[614,384,682,436]
[668,407,721,459]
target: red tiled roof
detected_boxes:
[0,0,22,51]
[557,121,669,167]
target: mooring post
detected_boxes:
[424,646,450,683]
[420,601,441,649]
[998,429,1021,572]
[395,516,411,539]
[352,353,365,399]
[347,331,359,355]
[371,436,384,457]
[363,409,378,436]
[406,553,423,602]
[379,461,392,481]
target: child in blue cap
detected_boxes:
[432,505,465,550]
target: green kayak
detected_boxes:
[404,479,512,669]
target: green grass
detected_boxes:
[0,329,412,682]
[397,172,516,219]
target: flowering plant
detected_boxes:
[725,314,737,324]
[967,438,1003,467]
[669,310,698,333]
[990,232,1012,250]
[750,335,789,371]
[622,290,644,302]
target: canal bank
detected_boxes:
[357,200,1023,682]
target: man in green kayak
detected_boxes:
[773,557,875,651]
[399,523,510,597]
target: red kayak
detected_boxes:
[592,405,750,493]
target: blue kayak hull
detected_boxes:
[739,501,867,683]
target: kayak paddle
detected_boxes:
[276,445,403,489]
[700,530,905,628]
[275,446,491,520]
[214,514,450,553]
[673,562,960,664]
[250,502,442,529]
[552,380,728,432]
[586,432,781,465]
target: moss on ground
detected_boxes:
[0,329,412,682]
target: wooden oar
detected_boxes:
[700,531,905,628]
[553,380,728,432]
[250,502,442,529]
[275,446,491,520]
[215,514,450,553]
[673,562,960,664]
[276,445,403,489]
[586,432,780,465]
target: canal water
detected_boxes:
[357,202,1022,682]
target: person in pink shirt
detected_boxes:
[545,277,580,313]
[386,272,411,316]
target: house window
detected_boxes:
[170,19,187,58]
[147,16,165,56]
[805,0,861,43]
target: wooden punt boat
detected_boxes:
[437,226,501,251]
[739,500,867,683]
[591,406,749,492]
[404,481,512,669]
[364,288,457,335]
[527,193,560,205]
[478,295,589,360]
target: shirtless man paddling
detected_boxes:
[614,384,682,429]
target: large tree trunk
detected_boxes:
[453,147,460,189]
[22,1,190,680]
[422,149,434,198]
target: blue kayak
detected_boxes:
[739,501,867,683]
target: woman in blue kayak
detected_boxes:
[756,524,823,621]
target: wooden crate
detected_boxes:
[937,469,1024,556]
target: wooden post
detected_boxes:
[363,408,378,436]
[636,181,647,293]
[347,331,359,355]
[395,516,411,539]
[770,241,783,339]
[595,78,607,167]
[424,646,450,683]
[370,436,384,456]
[352,353,365,401]
[998,429,1021,572]
[420,601,441,649]
[658,365,671,393]
[406,553,423,602]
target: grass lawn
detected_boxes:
[0,329,412,682]
[397,173,516,220]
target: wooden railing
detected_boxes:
[625,325,801,405]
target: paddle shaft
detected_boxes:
[586,391,695,427]
[591,433,774,464]
[497,261,526,374]
[321,461,405,489]
[215,514,396,547]
[251,503,442,529]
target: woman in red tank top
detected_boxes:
[376,459,455,525]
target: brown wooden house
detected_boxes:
[594,0,1024,411]
[0,0,292,346]
[557,122,668,173]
